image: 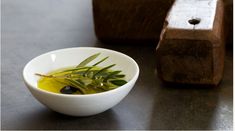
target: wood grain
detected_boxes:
[223,0,233,45]
[92,0,175,44]
[156,0,225,85]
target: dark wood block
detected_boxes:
[156,0,225,85]
[92,0,175,44]
[223,0,233,45]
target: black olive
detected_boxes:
[60,86,78,94]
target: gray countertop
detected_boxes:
[2,0,233,130]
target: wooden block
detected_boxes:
[92,0,175,44]
[223,0,233,45]
[156,0,225,85]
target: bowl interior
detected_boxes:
[23,47,139,90]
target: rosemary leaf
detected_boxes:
[109,79,127,86]
[35,73,53,78]
[78,77,93,85]
[35,73,67,79]
[76,79,85,86]
[76,53,100,67]
[82,56,109,76]
[93,56,109,66]
[92,64,116,79]
[54,67,91,75]
[103,71,122,82]
[65,78,86,94]
[66,78,85,88]
[112,74,125,78]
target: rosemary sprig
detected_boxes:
[36,53,127,95]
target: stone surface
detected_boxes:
[1,0,233,130]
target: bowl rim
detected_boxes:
[23,47,139,98]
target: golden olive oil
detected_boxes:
[37,53,127,95]
[38,67,75,94]
[37,66,127,94]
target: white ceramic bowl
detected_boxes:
[23,47,139,116]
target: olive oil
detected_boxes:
[36,53,127,95]
[38,67,78,94]
[37,67,127,94]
